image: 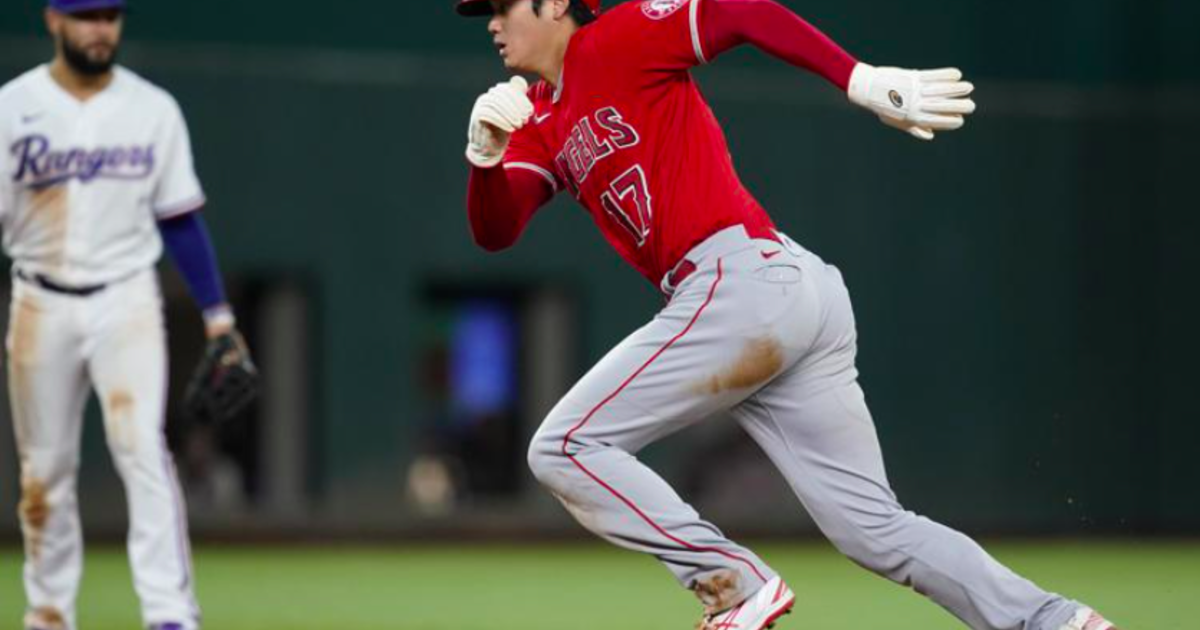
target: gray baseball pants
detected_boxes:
[527,225,1080,630]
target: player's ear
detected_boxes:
[44,8,60,38]
[552,0,571,21]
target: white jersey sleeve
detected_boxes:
[0,142,10,224]
[152,98,206,219]
[0,89,12,225]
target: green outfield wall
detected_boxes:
[0,1,1196,535]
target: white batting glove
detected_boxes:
[466,76,534,167]
[848,63,976,141]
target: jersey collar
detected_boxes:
[38,63,128,108]
[552,68,564,104]
[553,26,587,105]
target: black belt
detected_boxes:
[16,269,108,297]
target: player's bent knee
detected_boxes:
[526,431,568,488]
[528,401,623,490]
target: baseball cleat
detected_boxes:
[1059,607,1118,630]
[697,576,795,630]
[148,624,185,630]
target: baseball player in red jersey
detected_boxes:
[458,1,1120,630]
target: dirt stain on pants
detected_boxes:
[27,605,67,630]
[694,337,784,395]
[692,570,743,615]
[19,477,49,562]
[105,389,137,454]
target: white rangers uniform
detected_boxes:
[0,64,203,630]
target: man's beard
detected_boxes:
[61,36,118,76]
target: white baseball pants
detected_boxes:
[8,268,199,630]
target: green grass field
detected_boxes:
[1,541,1195,629]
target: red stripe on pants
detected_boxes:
[560,260,768,583]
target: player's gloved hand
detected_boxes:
[183,329,259,425]
[847,63,976,141]
[466,76,534,167]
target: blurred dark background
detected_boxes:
[0,0,1197,541]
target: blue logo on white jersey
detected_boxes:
[10,134,155,188]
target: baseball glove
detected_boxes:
[183,330,260,425]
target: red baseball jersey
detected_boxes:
[502,0,776,285]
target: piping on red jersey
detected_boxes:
[504,162,560,192]
[642,0,707,63]
[689,0,708,64]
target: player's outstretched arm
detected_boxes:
[702,0,858,89]
[701,0,976,140]
[464,76,553,252]
[846,64,976,140]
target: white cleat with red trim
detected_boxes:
[1059,607,1119,630]
[698,576,795,630]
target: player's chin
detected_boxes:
[86,46,116,62]
[498,52,524,72]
